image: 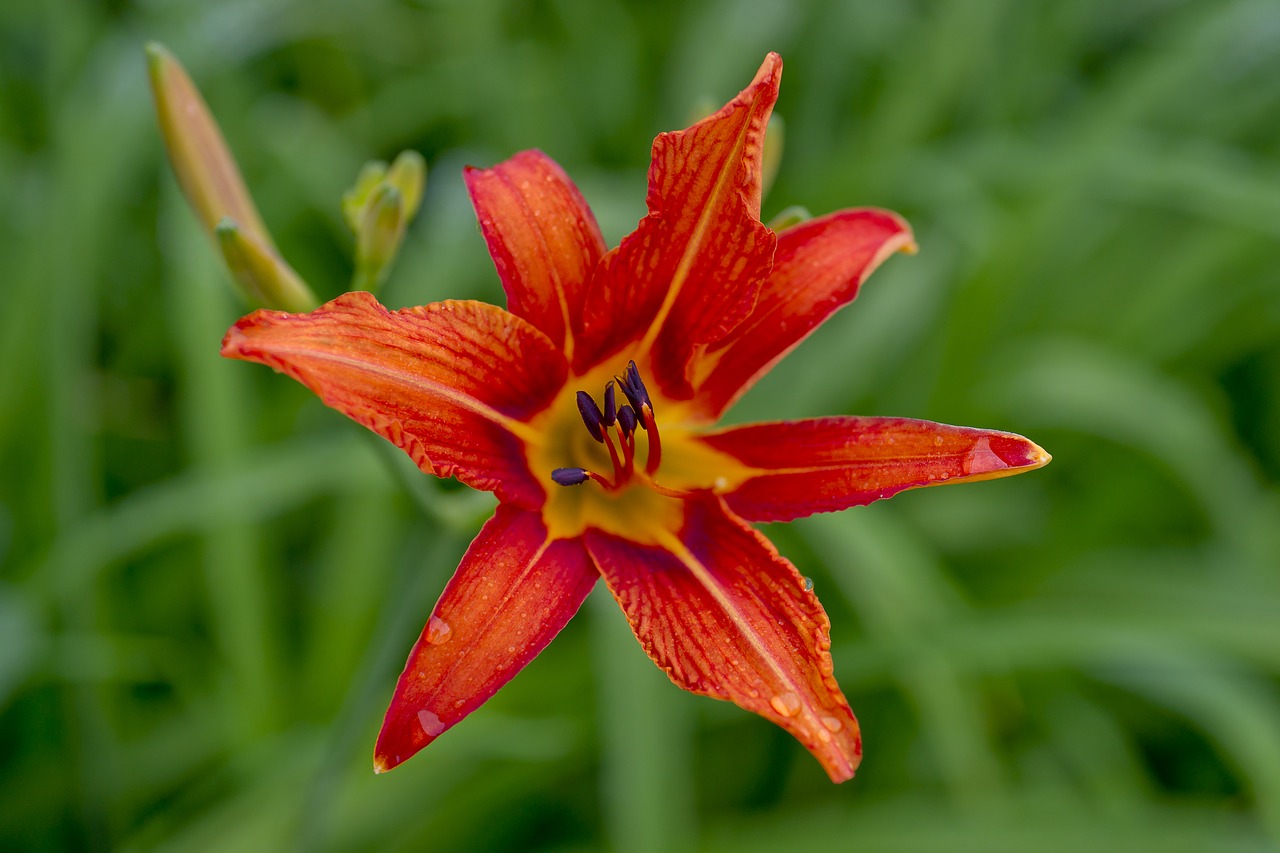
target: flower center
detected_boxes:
[550,361,693,499]
[528,360,752,543]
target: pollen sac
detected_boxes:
[551,467,590,486]
[575,391,606,443]
[617,404,637,437]
[602,382,617,427]
[617,361,653,428]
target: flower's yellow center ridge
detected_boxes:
[528,359,751,543]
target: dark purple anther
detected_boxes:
[576,391,605,443]
[617,404,637,436]
[625,361,652,412]
[551,467,590,486]
[602,381,617,427]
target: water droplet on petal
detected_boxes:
[802,576,814,592]
[962,436,1007,476]
[770,692,802,717]
[417,709,444,737]
[934,435,944,447]
[821,715,844,733]
[426,616,452,645]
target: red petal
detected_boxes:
[703,417,1052,522]
[585,495,861,782]
[464,150,607,359]
[694,209,915,420]
[221,291,566,509]
[577,54,781,397]
[374,505,596,772]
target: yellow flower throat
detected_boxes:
[526,359,750,544]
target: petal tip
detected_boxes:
[1027,442,1052,469]
[976,433,1052,480]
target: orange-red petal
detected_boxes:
[584,495,861,782]
[221,291,566,509]
[373,505,596,772]
[694,208,916,420]
[577,54,781,397]
[702,417,1052,523]
[464,150,607,359]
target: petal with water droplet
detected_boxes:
[374,505,596,773]
[699,416,1050,522]
[585,494,862,783]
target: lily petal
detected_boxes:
[374,505,597,772]
[694,209,916,420]
[578,54,781,397]
[702,416,1052,522]
[465,150,607,361]
[585,495,861,782]
[222,291,565,509]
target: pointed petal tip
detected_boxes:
[1028,441,1052,469]
[814,724,862,783]
[759,51,783,79]
[975,432,1052,480]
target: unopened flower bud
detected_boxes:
[216,219,317,313]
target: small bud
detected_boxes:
[385,150,426,223]
[147,42,270,247]
[344,151,427,292]
[216,219,317,313]
[353,184,407,292]
[147,42,318,312]
[342,160,389,233]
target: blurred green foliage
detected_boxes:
[2,0,1279,850]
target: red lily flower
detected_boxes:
[221,53,1049,782]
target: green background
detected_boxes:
[3,0,1279,850]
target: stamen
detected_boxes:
[551,467,612,489]
[617,404,637,437]
[553,362,674,493]
[576,391,605,443]
[615,360,652,430]
[551,467,590,486]
[625,361,651,412]
[602,381,617,427]
[601,428,625,484]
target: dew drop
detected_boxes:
[770,692,802,717]
[417,708,445,737]
[426,616,452,645]
[934,435,944,447]
[821,715,844,733]
[962,436,1006,476]
[802,576,815,592]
